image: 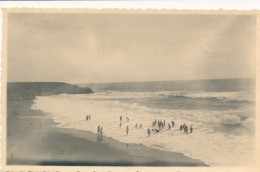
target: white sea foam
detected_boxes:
[32,93,255,166]
[183,91,254,102]
[76,91,254,104]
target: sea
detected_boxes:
[31,78,255,166]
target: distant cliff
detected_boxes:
[7,82,94,101]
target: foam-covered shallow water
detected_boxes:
[32,90,255,166]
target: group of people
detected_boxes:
[86,115,91,121]
[152,119,175,130]
[119,116,193,137]
[85,114,193,142]
[180,123,193,133]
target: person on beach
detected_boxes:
[183,123,186,132]
[171,121,175,127]
[86,115,89,121]
[97,125,100,133]
[168,123,171,130]
[97,126,103,142]
[120,115,122,122]
[126,126,129,135]
[148,128,151,136]
[180,125,183,130]
[135,123,138,128]
[185,126,188,133]
[190,125,193,133]
[183,124,188,133]
[139,124,142,129]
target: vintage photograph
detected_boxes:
[2,9,257,169]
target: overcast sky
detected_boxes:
[7,13,256,83]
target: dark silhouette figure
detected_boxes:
[97,125,103,142]
[126,126,129,135]
[190,126,193,133]
[97,125,100,133]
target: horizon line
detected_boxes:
[7,77,255,85]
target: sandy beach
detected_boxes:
[7,100,207,166]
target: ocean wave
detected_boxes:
[182,92,254,102]
[241,118,255,131]
[78,91,254,103]
[32,94,255,166]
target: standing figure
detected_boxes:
[86,115,89,120]
[120,115,122,122]
[139,124,142,129]
[126,126,129,135]
[148,128,151,136]
[190,125,193,133]
[97,125,100,133]
[183,123,186,132]
[185,126,189,133]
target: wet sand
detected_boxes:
[7,100,207,166]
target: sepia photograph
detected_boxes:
[1,9,258,171]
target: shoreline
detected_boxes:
[7,100,207,166]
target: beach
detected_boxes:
[5,10,256,168]
[7,100,206,166]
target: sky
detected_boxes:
[7,13,256,83]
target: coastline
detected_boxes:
[7,100,207,166]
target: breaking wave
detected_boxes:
[32,92,255,166]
